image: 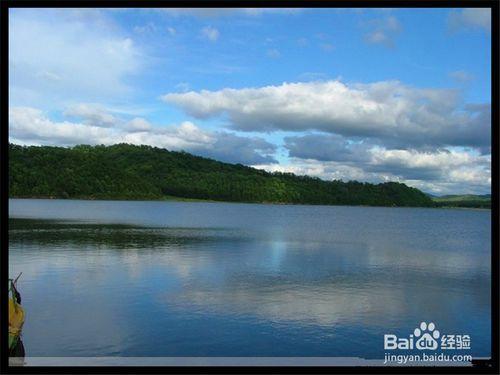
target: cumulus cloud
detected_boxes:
[64,104,120,128]
[369,148,490,183]
[9,103,490,194]
[162,80,490,150]
[203,132,277,165]
[254,159,388,185]
[200,26,219,42]
[161,77,493,194]
[125,118,153,132]
[9,107,121,146]
[363,16,402,47]
[448,8,491,32]
[9,9,142,108]
[285,134,372,163]
[282,131,490,191]
[254,146,491,195]
[9,107,277,165]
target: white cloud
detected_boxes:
[167,27,176,36]
[9,9,142,108]
[370,148,490,183]
[285,134,372,163]
[449,70,475,83]
[371,148,478,170]
[448,8,491,32]
[64,104,120,128]
[122,121,216,151]
[365,30,389,45]
[125,118,153,132]
[162,80,490,150]
[282,131,490,192]
[9,104,490,194]
[9,107,122,146]
[364,16,402,47]
[9,106,277,165]
[201,26,219,42]
[254,146,491,195]
[254,159,374,183]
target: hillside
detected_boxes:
[432,194,491,209]
[9,143,436,207]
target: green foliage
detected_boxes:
[9,143,436,207]
[432,195,491,208]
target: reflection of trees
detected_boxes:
[9,219,243,250]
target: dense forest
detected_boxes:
[8,143,447,207]
[432,194,491,209]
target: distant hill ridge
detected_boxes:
[432,194,491,208]
[435,194,490,201]
[7,143,484,208]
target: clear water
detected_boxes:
[8,199,491,359]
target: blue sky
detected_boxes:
[8,8,492,195]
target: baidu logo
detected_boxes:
[384,321,441,351]
[384,321,471,352]
[383,321,472,364]
[414,321,440,350]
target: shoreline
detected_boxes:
[8,196,491,210]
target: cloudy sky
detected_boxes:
[9,8,491,195]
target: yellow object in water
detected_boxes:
[9,297,25,350]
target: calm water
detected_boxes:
[9,199,491,361]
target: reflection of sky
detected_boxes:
[268,239,287,272]
[9,200,491,359]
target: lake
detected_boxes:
[8,199,491,365]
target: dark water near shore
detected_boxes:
[9,199,491,360]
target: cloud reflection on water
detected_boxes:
[9,211,491,357]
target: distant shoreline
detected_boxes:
[8,144,439,208]
[8,196,491,210]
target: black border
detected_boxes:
[0,1,498,374]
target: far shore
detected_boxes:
[8,195,491,210]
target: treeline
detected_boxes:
[9,143,436,207]
[434,200,491,209]
[432,195,491,209]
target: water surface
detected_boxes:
[9,199,491,360]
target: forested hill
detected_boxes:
[9,143,435,207]
[432,194,491,209]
